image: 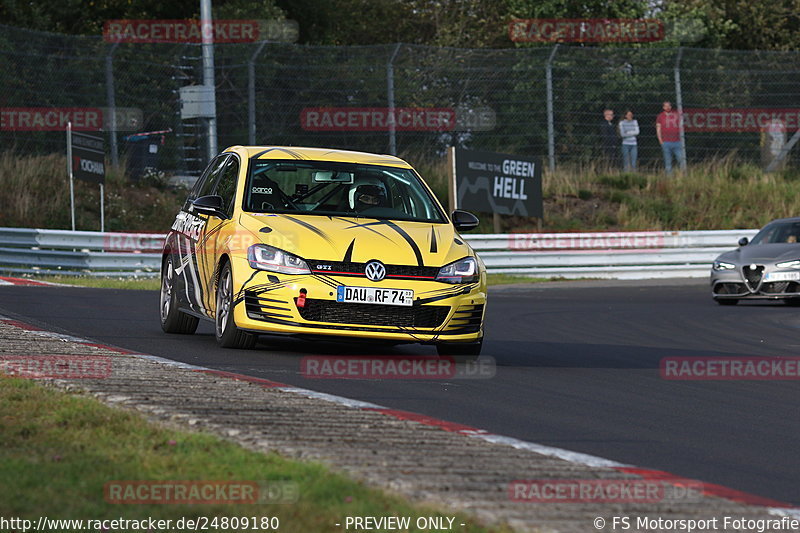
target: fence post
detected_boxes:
[546,44,559,174]
[248,41,268,145]
[674,46,687,170]
[200,0,218,160]
[105,42,120,169]
[387,43,401,156]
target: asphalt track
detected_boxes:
[2,280,800,505]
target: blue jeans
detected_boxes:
[621,144,637,172]
[662,141,683,175]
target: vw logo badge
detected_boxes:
[365,261,386,282]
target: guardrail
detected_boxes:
[0,227,758,280]
[0,228,164,277]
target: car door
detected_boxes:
[174,154,229,316]
[196,153,241,315]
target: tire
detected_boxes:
[160,255,199,334]
[215,263,257,349]
[716,299,738,306]
[784,299,800,307]
[436,339,483,362]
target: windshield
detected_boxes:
[243,159,446,223]
[750,221,800,244]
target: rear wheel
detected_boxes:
[716,299,738,306]
[215,263,257,349]
[160,255,199,334]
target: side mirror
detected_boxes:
[451,210,479,232]
[193,195,228,219]
[738,237,749,247]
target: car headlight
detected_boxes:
[247,244,310,274]
[435,257,478,284]
[713,261,736,271]
[777,260,800,269]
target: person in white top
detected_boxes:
[618,110,640,172]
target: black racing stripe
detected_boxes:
[312,274,340,289]
[333,217,394,241]
[343,238,356,262]
[415,283,478,304]
[382,219,424,266]
[430,226,438,253]
[415,285,474,305]
[251,148,308,159]
[281,214,335,245]
[341,219,424,266]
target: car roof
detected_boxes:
[765,216,800,225]
[226,146,413,169]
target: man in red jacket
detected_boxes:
[655,101,684,175]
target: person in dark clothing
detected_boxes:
[600,108,618,167]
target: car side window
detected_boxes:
[214,156,240,216]
[190,155,229,201]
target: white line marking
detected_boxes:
[475,433,628,469]
[278,387,384,409]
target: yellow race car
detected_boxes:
[159,146,486,356]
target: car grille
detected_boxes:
[762,281,800,294]
[308,260,439,280]
[442,304,484,334]
[297,298,449,328]
[244,292,294,320]
[743,265,764,290]
[713,282,747,295]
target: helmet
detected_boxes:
[348,176,388,210]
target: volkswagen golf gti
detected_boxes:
[159,146,486,356]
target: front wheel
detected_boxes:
[160,255,199,334]
[215,263,257,349]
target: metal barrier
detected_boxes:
[0,227,757,280]
[0,228,164,277]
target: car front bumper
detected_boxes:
[230,257,486,343]
[710,268,800,299]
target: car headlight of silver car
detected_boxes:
[776,260,800,269]
[435,257,478,284]
[248,244,310,274]
[713,260,736,271]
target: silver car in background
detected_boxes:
[711,217,800,305]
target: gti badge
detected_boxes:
[365,261,386,282]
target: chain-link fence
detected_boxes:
[1,23,799,176]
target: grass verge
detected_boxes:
[23,275,160,290]
[0,377,508,532]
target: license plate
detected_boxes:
[764,271,800,282]
[336,286,413,306]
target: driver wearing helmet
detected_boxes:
[348,176,389,211]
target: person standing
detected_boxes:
[618,109,639,172]
[600,108,617,168]
[656,101,683,175]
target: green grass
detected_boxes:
[0,377,508,532]
[486,274,554,285]
[4,149,800,234]
[28,275,160,290]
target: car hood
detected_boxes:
[716,243,800,263]
[238,212,470,267]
